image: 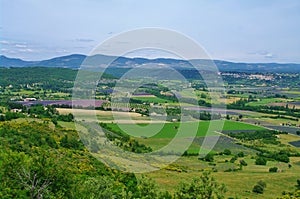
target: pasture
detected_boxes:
[104,120,265,139]
[145,156,300,199]
[104,120,265,154]
[247,98,291,106]
[132,96,173,103]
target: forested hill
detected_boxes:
[0,67,114,90]
[1,54,300,72]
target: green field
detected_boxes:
[178,88,198,99]
[104,120,265,154]
[132,96,173,103]
[105,120,265,139]
[247,98,290,106]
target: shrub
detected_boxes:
[253,184,264,194]
[237,152,244,157]
[257,180,267,189]
[255,157,267,165]
[253,181,266,194]
[199,153,214,162]
[230,156,237,163]
[269,167,278,172]
[240,159,248,166]
[275,154,290,163]
[223,149,232,155]
[296,179,300,190]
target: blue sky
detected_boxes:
[0,0,300,63]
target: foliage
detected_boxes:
[239,159,248,166]
[199,153,214,162]
[71,176,123,199]
[174,171,227,199]
[255,157,267,165]
[252,184,264,194]
[223,149,232,155]
[0,120,138,198]
[269,167,278,172]
[237,152,244,157]
[279,190,300,199]
[228,130,282,145]
[230,156,237,163]
[137,175,159,199]
[296,179,300,190]
[252,180,267,194]
[99,123,153,153]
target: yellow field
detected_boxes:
[279,134,300,146]
[57,108,167,123]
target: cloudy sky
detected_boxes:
[0,0,300,63]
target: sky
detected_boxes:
[0,0,300,63]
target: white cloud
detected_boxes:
[74,38,94,42]
[15,44,27,48]
[248,50,275,59]
[18,48,33,52]
[0,40,10,45]
[264,53,273,58]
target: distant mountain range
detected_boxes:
[1,54,300,72]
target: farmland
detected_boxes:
[103,120,264,139]
[2,1,300,198]
[0,67,300,198]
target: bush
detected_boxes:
[269,167,278,172]
[296,179,300,190]
[275,154,290,163]
[240,159,248,166]
[223,149,232,155]
[255,157,267,165]
[230,156,237,163]
[253,184,264,194]
[257,180,267,189]
[253,181,266,194]
[237,152,244,157]
[199,153,214,162]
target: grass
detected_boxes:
[104,120,265,139]
[145,155,300,199]
[178,88,198,99]
[247,98,290,106]
[279,134,300,150]
[58,118,300,198]
[104,120,265,153]
[282,91,300,95]
[132,96,174,103]
[260,117,300,126]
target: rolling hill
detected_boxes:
[1,54,300,72]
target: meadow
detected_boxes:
[104,120,265,139]
[247,98,291,106]
[102,120,265,154]
[132,96,174,103]
[145,156,300,199]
